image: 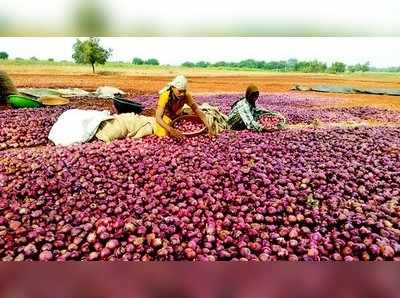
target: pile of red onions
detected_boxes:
[2,93,400,152]
[0,108,65,151]
[1,125,399,261]
[172,117,205,134]
[259,114,282,130]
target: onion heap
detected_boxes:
[2,93,399,151]
[172,118,205,134]
[1,124,399,261]
[0,108,65,151]
[259,114,283,130]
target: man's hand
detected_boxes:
[169,128,185,140]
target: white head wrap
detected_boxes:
[159,75,188,95]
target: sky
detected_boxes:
[1,37,400,67]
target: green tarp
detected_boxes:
[292,85,400,96]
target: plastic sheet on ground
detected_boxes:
[292,85,400,96]
[17,86,126,99]
[94,86,126,99]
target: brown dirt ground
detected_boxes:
[8,72,400,111]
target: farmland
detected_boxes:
[0,62,399,261]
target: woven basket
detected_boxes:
[172,115,207,136]
[39,95,70,106]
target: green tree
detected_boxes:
[238,59,257,68]
[294,61,308,72]
[265,60,287,71]
[0,52,8,60]
[72,37,112,73]
[132,57,144,65]
[361,62,370,72]
[30,56,38,61]
[182,61,195,67]
[309,60,327,73]
[195,61,210,68]
[349,62,370,72]
[48,58,55,62]
[255,60,266,69]
[287,58,298,71]
[213,61,227,67]
[329,61,346,73]
[355,63,362,72]
[145,58,159,65]
[347,65,356,73]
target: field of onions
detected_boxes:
[0,93,399,261]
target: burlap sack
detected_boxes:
[95,113,155,143]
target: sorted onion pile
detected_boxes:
[1,126,399,261]
[259,114,283,130]
[172,117,205,134]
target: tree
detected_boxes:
[349,62,370,72]
[308,60,327,73]
[287,59,298,71]
[72,38,112,73]
[48,58,55,62]
[182,61,195,67]
[255,60,266,69]
[0,52,8,60]
[329,61,346,73]
[213,61,227,67]
[238,59,257,68]
[195,61,210,68]
[145,58,159,66]
[347,65,356,73]
[30,56,38,61]
[361,62,370,72]
[132,57,144,65]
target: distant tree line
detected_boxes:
[369,66,400,72]
[179,59,379,73]
[2,48,400,73]
[178,59,400,73]
[0,53,56,62]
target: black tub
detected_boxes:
[113,97,144,114]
